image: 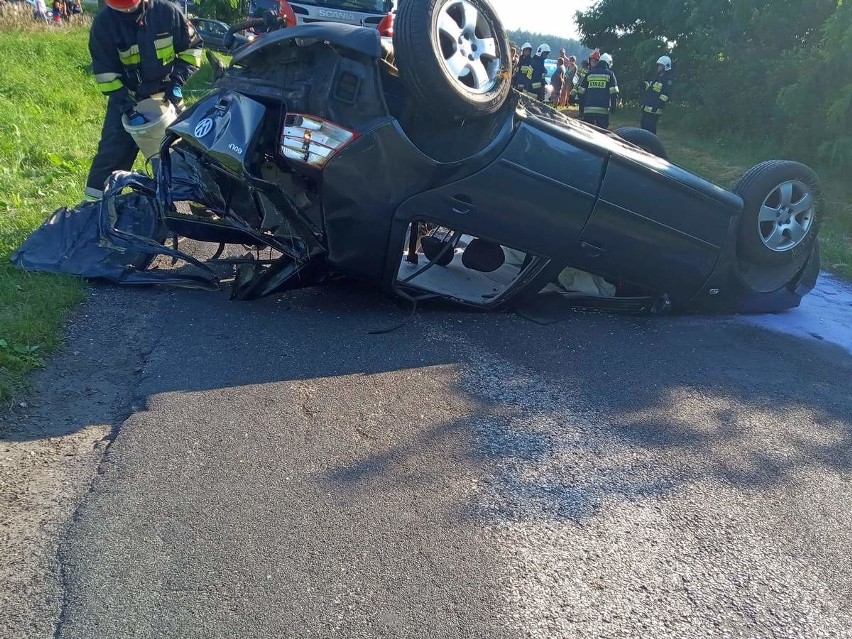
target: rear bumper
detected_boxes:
[682,239,820,314]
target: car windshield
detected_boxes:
[293,0,391,13]
[197,21,227,35]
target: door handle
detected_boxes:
[580,241,605,258]
[451,194,472,215]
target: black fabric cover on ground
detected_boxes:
[11,172,218,290]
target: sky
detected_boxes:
[489,0,597,40]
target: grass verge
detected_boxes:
[0,23,96,401]
[0,18,217,402]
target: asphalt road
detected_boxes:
[6,279,852,638]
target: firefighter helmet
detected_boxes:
[105,0,142,11]
[599,52,613,67]
[536,43,551,57]
[656,55,672,71]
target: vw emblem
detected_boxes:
[194,117,214,138]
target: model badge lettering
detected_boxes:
[317,8,355,19]
[228,143,243,155]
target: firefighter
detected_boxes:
[577,51,618,129]
[640,55,674,134]
[530,43,550,102]
[512,42,535,96]
[571,57,590,110]
[84,0,202,201]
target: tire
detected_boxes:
[733,160,822,267]
[614,127,668,160]
[393,0,511,121]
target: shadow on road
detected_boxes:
[4,278,852,525]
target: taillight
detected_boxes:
[279,0,297,27]
[279,114,358,168]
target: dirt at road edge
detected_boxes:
[0,285,165,638]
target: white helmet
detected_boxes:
[656,55,672,71]
[599,52,613,66]
[536,43,551,57]
[521,42,532,52]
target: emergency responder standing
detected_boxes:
[512,42,535,97]
[84,0,202,201]
[530,43,550,102]
[571,57,590,111]
[577,51,618,129]
[640,55,674,134]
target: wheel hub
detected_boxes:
[758,180,815,252]
[435,0,502,94]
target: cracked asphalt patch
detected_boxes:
[0,285,168,639]
[2,280,852,638]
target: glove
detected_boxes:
[166,85,185,114]
[126,109,147,126]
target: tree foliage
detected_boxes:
[576,0,849,169]
[506,29,588,61]
[194,0,244,22]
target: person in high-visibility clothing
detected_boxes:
[84,0,202,201]
[577,51,618,129]
[530,43,550,101]
[571,56,591,112]
[512,42,535,97]
[640,55,674,134]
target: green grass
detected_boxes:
[0,19,216,402]
[0,24,96,401]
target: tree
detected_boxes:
[575,0,839,161]
[506,29,588,61]
[195,0,242,21]
[779,0,852,169]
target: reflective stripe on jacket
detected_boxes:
[577,65,618,115]
[642,70,674,115]
[89,0,202,112]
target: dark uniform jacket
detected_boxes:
[512,54,535,95]
[577,63,619,116]
[89,0,202,113]
[530,54,547,93]
[642,70,674,115]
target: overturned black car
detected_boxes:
[14,0,823,315]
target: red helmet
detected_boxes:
[589,49,601,61]
[378,12,394,37]
[106,0,142,12]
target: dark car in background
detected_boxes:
[191,18,254,53]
